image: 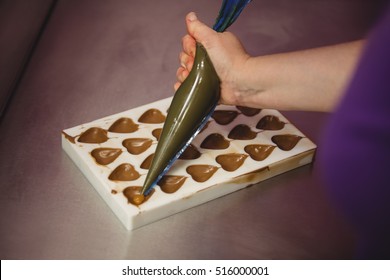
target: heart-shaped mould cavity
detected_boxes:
[200,133,230,150]
[212,110,239,125]
[157,175,187,193]
[109,163,140,181]
[91,148,122,165]
[244,144,275,161]
[256,115,285,130]
[122,138,153,155]
[138,109,166,123]
[216,153,248,172]
[228,124,257,140]
[272,134,302,151]
[186,165,219,182]
[78,127,108,144]
[108,117,139,133]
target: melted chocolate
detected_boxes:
[157,175,187,193]
[186,165,218,182]
[122,138,152,155]
[140,153,154,170]
[272,134,302,151]
[200,133,230,149]
[123,186,154,206]
[91,148,122,165]
[152,128,162,141]
[216,153,248,172]
[256,115,285,130]
[138,109,166,123]
[108,163,140,181]
[236,106,261,116]
[78,127,108,144]
[228,124,257,140]
[179,144,201,160]
[108,117,138,133]
[244,144,275,161]
[212,110,238,125]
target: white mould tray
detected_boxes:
[62,97,316,230]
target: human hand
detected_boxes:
[175,12,251,106]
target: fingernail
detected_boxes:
[188,12,197,22]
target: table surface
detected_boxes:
[0,0,384,259]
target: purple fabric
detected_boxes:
[319,5,390,259]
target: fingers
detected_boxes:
[185,12,216,49]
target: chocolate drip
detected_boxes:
[78,127,108,144]
[212,110,238,125]
[91,148,122,165]
[179,144,201,160]
[108,163,140,181]
[186,165,218,182]
[122,138,152,155]
[272,134,302,151]
[108,117,138,133]
[200,133,230,149]
[123,186,154,206]
[256,115,285,130]
[216,153,248,172]
[62,132,76,144]
[152,128,162,141]
[236,106,261,116]
[244,144,275,161]
[228,124,257,140]
[157,175,187,193]
[138,109,166,123]
[140,154,154,170]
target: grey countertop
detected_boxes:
[0,0,384,259]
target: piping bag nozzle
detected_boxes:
[141,0,252,196]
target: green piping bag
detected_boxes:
[141,0,252,196]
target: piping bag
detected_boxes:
[141,0,252,197]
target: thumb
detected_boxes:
[186,12,217,49]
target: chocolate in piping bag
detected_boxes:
[141,0,252,195]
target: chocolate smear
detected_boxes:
[212,110,238,125]
[186,165,218,182]
[244,144,275,161]
[91,148,122,165]
[200,133,230,150]
[122,138,152,155]
[256,115,285,130]
[78,127,108,144]
[123,186,154,206]
[138,109,166,123]
[228,124,257,140]
[179,144,201,160]
[236,106,261,116]
[216,153,248,172]
[109,163,140,181]
[108,117,138,133]
[157,175,187,193]
[272,134,302,151]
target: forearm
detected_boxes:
[234,40,365,112]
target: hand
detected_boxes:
[175,12,251,106]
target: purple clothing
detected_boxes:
[319,5,390,259]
